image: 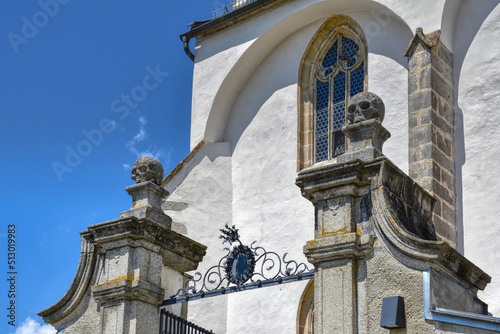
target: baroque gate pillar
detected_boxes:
[296,93,492,333]
[39,157,206,334]
[296,93,389,333]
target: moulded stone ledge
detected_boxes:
[304,232,374,264]
[88,217,206,273]
[92,279,164,307]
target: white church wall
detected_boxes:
[225,23,316,333]
[164,142,233,333]
[355,10,412,173]
[376,0,445,34]
[192,0,426,149]
[174,0,500,332]
[453,1,500,316]
[220,10,411,331]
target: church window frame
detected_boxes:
[298,15,368,170]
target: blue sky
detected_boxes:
[0,1,227,332]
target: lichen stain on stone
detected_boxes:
[103,274,136,286]
[388,216,403,234]
[321,226,351,237]
[132,202,146,209]
[307,240,318,248]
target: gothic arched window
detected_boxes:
[298,15,367,170]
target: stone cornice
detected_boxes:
[89,216,207,273]
[92,279,164,307]
[305,233,374,264]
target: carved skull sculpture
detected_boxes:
[131,157,164,185]
[347,92,385,124]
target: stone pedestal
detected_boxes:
[38,157,206,334]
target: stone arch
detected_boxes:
[297,279,314,334]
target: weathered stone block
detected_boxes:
[420,49,431,67]
[432,161,441,181]
[434,181,453,204]
[420,108,432,125]
[419,65,432,89]
[433,147,454,172]
[437,99,454,125]
[409,91,432,112]
[420,143,433,160]
[433,200,442,217]
[436,130,453,156]
[409,53,419,70]
[441,169,455,192]
[409,125,433,147]
[441,202,456,224]
[432,111,453,135]
[437,43,453,68]
[431,68,453,100]
[409,72,419,94]
[410,160,433,180]
[409,113,419,128]
[432,54,453,83]
[432,215,456,244]
[409,147,418,162]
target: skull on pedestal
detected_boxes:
[131,157,164,185]
[347,92,385,124]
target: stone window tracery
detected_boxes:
[298,15,367,169]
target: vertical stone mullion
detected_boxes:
[406,28,456,248]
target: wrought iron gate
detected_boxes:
[160,310,213,334]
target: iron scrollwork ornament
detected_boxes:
[165,224,314,305]
[220,225,256,285]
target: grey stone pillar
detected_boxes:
[297,94,388,333]
[38,157,206,334]
[405,28,456,247]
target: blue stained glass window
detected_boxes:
[333,71,346,104]
[341,36,359,68]
[316,134,329,162]
[350,64,364,97]
[313,30,365,163]
[322,40,338,68]
[315,79,330,162]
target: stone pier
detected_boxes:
[297,92,493,333]
[39,157,206,334]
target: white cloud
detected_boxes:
[124,115,172,169]
[12,317,56,334]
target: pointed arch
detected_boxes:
[298,15,368,170]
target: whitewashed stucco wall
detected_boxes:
[453,0,500,316]
[167,0,500,332]
[164,142,233,333]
